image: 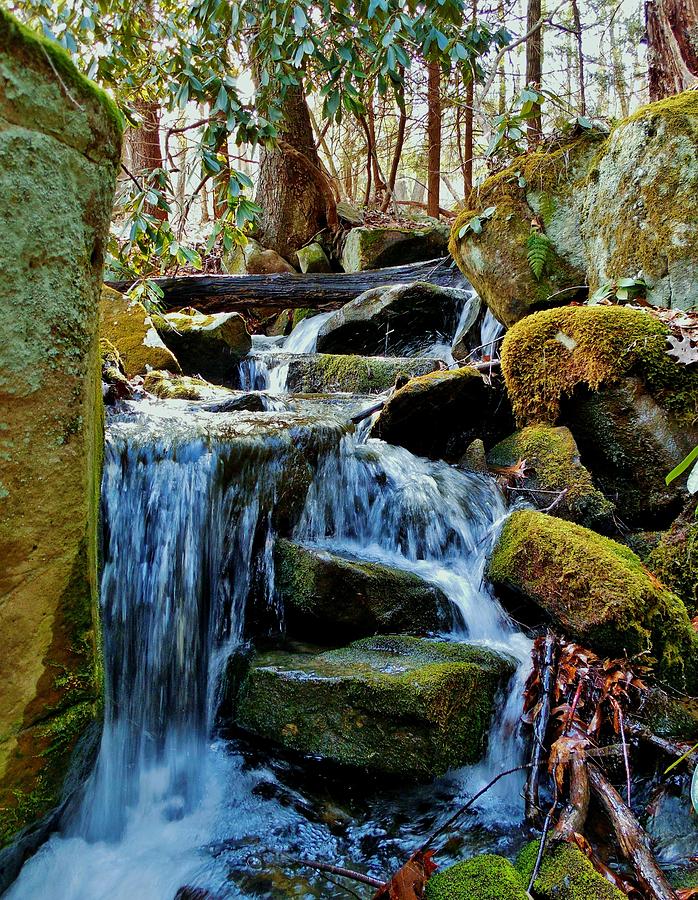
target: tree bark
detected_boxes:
[129,99,167,221]
[645,0,698,100]
[426,60,442,217]
[525,0,543,145]
[255,83,333,259]
[463,0,478,195]
[571,0,586,114]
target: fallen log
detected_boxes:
[588,762,678,900]
[107,258,466,313]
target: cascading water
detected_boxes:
[10,286,530,900]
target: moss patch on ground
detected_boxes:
[516,840,626,899]
[425,854,528,900]
[488,510,698,691]
[500,305,698,426]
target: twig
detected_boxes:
[528,799,556,892]
[525,633,559,824]
[542,488,569,513]
[617,704,632,806]
[41,46,84,110]
[625,719,696,772]
[289,858,384,889]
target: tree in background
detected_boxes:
[645,0,698,99]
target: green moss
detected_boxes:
[290,353,436,395]
[517,841,625,899]
[425,855,528,900]
[143,370,215,400]
[501,305,698,426]
[647,512,698,616]
[488,509,698,691]
[487,425,614,529]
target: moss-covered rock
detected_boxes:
[516,840,625,900]
[488,510,698,691]
[155,308,252,382]
[341,222,448,272]
[425,854,528,900]
[316,281,468,357]
[297,242,331,273]
[275,539,452,640]
[487,425,614,530]
[100,338,132,403]
[143,370,220,400]
[0,7,121,861]
[233,636,515,778]
[449,93,698,324]
[100,286,180,377]
[222,238,297,275]
[282,352,440,394]
[647,508,698,616]
[371,367,513,461]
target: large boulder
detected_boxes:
[486,425,614,530]
[371,367,513,461]
[155,308,252,382]
[316,281,467,356]
[274,539,452,640]
[516,840,625,900]
[0,8,121,862]
[100,286,180,377]
[488,510,698,692]
[500,306,698,524]
[233,635,515,778]
[647,507,698,616]
[222,238,297,275]
[341,220,449,272]
[296,242,332,273]
[450,92,698,325]
[278,352,441,395]
[425,855,529,900]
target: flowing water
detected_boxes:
[8,294,529,900]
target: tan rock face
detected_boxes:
[99,286,181,378]
[0,9,121,852]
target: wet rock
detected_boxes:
[516,840,625,899]
[371,367,513,462]
[223,238,297,274]
[450,292,484,362]
[316,281,467,356]
[233,635,515,778]
[203,393,272,413]
[647,507,698,616]
[0,7,121,857]
[500,306,698,525]
[143,370,221,400]
[296,242,332,273]
[461,438,488,473]
[450,92,698,324]
[280,352,441,395]
[486,425,614,530]
[488,510,698,692]
[155,308,252,382]
[275,539,452,640]
[100,286,180,377]
[100,338,133,403]
[341,221,449,272]
[425,854,529,900]
[645,780,698,863]
[640,687,698,740]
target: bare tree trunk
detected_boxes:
[463,0,478,194]
[426,60,442,217]
[129,99,167,221]
[525,0,544,145]
[645,0,698,99]
[498,0,507,114]
[255,83,334,259]
[571,0,586,114]
[610,17,630,117]
[381,77,407,212]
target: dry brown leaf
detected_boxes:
[372,850,438,900]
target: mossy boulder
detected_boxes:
[450,92,698,325]
[143,370,221,400]
[500,306,698,524]
[371,367,513,461]
[487,425,614,530]
[296,242,331,273]
[488,510,698,691]
[0,7,121,863]
[100,338,132,403]
[282,352,440,394]
[99,286,180,377]
[341,221,448,272]
[155,308,252,382]
[233,636,515,778]
[516,840,625,900]
[275,539,452,640]
[647,507,698,616]
[425,855,529,900]
[316,281,468,357]
[222,238,296,275]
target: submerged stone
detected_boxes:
[371,367,512,461]
[233,636,515,778]
[100,286,180,377]
[516,840,626,900]
[316,281,467,356]
[487,425,614,530]
[425,854,529,900]
[280,352,441,394]
[0,7,121,862]
[155,308,252,382]
[340,221,448,272]
[275,539,452,640]
[488,510,698,692]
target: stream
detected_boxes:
[8,301,530,899]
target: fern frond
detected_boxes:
[526,232,552,280]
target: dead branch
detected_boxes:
[289,857,384,889]
[554,753,590,840]
[626,719,697,772]
[587,762,678,900]
[525,633,559,824]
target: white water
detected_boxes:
[479,308,505,359]
[10,287,530,900]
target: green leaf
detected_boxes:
[664,742,698,774]
[526,232,552,280]
[687,460,698,495]
[293,5,307,34]
[469,217,482,235]
[666,445,698,486]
